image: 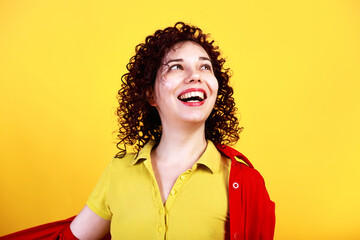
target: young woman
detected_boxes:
[70,22,275,240]
[1,22,275,240]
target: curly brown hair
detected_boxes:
[116,22,242,158]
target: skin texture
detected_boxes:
[149,41,219,203]
[149,41,218,131]
[70,41,219,238]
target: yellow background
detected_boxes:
[1,0,359,239]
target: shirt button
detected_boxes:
[232,182,239,189]
[170,189,177,195]
[159,208,164,214]
[158,227,163,232]
[180,175,186,180]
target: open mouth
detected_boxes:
[178,91,206,102]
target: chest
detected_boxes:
[151,163,193,204]
[108,163,230,240]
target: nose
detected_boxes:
[186,69,201,83]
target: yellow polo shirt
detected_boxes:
[87,140,231,240]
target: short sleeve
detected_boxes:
[86,161,112,221]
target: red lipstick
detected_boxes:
[178,88,206,96]
[178,88,207,107]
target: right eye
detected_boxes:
[169,64,183,70]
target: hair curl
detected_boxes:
[116,22,242,157]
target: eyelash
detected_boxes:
[169,64,183,70]
[200,64,212,71]
[168,64,212,71]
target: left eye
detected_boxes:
[201,64,212,70]
[169,64,183,70]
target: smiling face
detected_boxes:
[149,41,219,128]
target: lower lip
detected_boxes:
[180,100,205,106]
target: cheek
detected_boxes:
[209,76,219,94]
[159,75,173,89]
[155,75,176,98]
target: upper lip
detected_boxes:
[177,88,207,100]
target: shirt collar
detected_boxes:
[129,140,157,165]
[129,140,222,174]
[195,141,222,174]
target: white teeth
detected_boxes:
[179,91,205,100]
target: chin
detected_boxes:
[180,114,209,124]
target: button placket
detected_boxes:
[165,169,193,212]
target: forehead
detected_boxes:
[162,41,210,61]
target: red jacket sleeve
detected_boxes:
[0,216,111,240]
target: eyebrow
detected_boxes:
[164,58,183,65]
[164,57,211,66]
[199,57,211,62]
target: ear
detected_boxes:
[146,89,157,107]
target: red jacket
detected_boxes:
[216,144,275,240]
[0,145,275,240]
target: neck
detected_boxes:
[152,122,208,166]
